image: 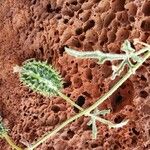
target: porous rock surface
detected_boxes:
[0,0,150,150]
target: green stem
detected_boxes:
[57,91,84,111]
[3,133,23,150]
[28,50,150,150]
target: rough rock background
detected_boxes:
[0,0,150,149]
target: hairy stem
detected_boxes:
[3,133,22,150]
[27,49,150,150]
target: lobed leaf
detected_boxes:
[65,40,148,80]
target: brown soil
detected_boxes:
[0,0,150,150]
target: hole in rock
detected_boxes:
[46,4,53,13]
[56,37,60,43]
[142,2,150,16]
[140,90,148,98]
[110,80,134,112]
[67,94,71,97]
[91,143,98,148]
[74,96,85,113]
[24,126,30,133]
[78,0,85,3]
[23,106,27,111]
[148,129,150,136]
[111,93,123,111]
[66,2,69,6]
[99,87,103,92]
[55,7,61,13]
[140,75,147,81]
[54,30,59,35]
[63,81,72,88]
[85,141,89,147]
[86,124,92,130]
[40,112,44,117]
[56,14,62,20]
[78,9,83,14]
[51,105,60,113]
[47,147,54,150]
[89,62,96,68]
[39,47,44,55]
[31,0,36,5]
[63,19,69,24]
[75,28,83,35]
[70,20,74,25]
[33,116,38,120]
[129,16,135,22]
[114,115,125,124]
[71,1,77,5]
[82,91,91,97]
[68,11,74,17]
[79,35,85,41]
[105,133,110,138]
[100,37,108,45]
[115,95,123,105]
[59,45,67,56]
[67,130,75,138]
[85,68,92,80]
[141,18,150,31]
[131,136,137,145]
[84,20,95,32]
[23,113,27,116]
[76,96,85,106]
[39,27,44,31]
[132,128,140,136]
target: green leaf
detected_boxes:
[0,117,7,138]
[65,40,150,80]
[15,60,63,96]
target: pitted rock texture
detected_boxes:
[0,0,150,150]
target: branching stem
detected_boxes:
[57,91,119,126]
[27,48,150,150]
